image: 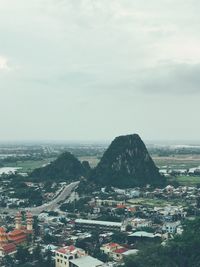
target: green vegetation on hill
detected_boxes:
[122,218,200,267]
[30,152,88,182]
[90,134,166,188]
[26,134,166,188]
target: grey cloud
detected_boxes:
[0,0,200,140]
[136,63,200,94]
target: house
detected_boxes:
[55,245,86,267]
[100,243,121,255]
[128,231,161,244]
[162,221,181,234]
[111,247,128,261]
[127,190,140,198]
[100,243,138,262]
[130,218,152,228]
[55,246,104,267]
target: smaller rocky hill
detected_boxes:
[30,152,88,182]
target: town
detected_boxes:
[0,140,200,267]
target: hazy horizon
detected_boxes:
[0,137,200,146]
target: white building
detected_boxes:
[162,221,181,234]
[130,218,152,228]
[55,245,86,267]
[55,246,104,267]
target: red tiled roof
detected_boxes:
[0,227,6,234]
[57,245,76,254]
[10,235,26,241]
[117,204,126,209]
[57,248,67,254]
[106,243,119,247]
[127,207,136,212]
[68,245,76,252]
[9,229,24,236]
[8,230,27,245]
[2,243,16,254]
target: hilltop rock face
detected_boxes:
[30,152,86,182]
[90,134,165,188]
[82,160,91,175]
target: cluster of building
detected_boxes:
[0,182,199,266]
[54,243,139,267]
[159,166,200,176]
[100,242,138,262]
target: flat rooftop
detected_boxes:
[70,255,103,267]
[75,219,122,227]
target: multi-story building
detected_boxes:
[55,245,86,267]
[130,218,152,229]
[55,246,104,267]
[100,243,121,255]
[162,221,181,234]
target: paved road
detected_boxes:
[30,181,79,215]
[0,181,79,216]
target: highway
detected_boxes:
[0,181,79,216]
[30,181,79,215]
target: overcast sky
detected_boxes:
[0,0,200,142]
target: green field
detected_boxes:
[153,155,200,169]
[128,197,185,207]
[175,175,200,186]
[4,158,55,173]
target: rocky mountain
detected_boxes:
[30,151,88,182]
[90,134,165,188]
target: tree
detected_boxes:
[15,246,31,264]
[3,255,14,267]
[196,196,200,208]
[33,216,40,237]
[45,249,53,266]
[43,233,57,244]
[123,218,200,267]
[126,225,133,232]
[112,232,127,243]
[33,244,42,262]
